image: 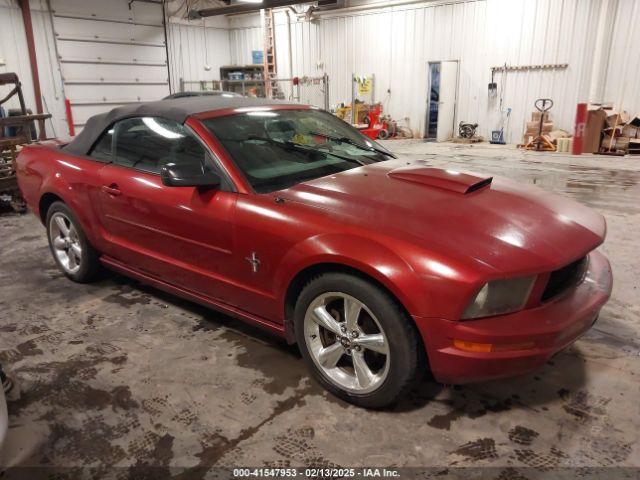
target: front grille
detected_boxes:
[541,256,588,302]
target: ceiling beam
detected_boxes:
[189,0,335,18]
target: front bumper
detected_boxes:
[414,250,613,384]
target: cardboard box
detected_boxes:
[622,124,638,138]
[582,108,607,153]
[547,129,570,141]
[601,135,629,151]
[603,126,623,136]
[526,121,554,133]
[532,111,550,122]
[617,136,630,150]
[606,110,630,128]
[601,135,613,150]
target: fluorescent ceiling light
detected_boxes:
[236,0,263,3]
[246,111,278,117]
[235,106,271,112]
[143,117,184,139]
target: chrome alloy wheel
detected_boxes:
[303,292,390,394]
[49,212,82,275]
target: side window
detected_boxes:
[112,117,208,175]
[88,127,114,162]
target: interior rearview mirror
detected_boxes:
[160,164,221,188]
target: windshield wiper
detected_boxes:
[247,134,300,152]
[246,135,366,166]
[307,131,396,158]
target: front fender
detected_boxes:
[274,233,428,319]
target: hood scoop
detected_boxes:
[387,167,493,194]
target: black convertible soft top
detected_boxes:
[63,96,299,156]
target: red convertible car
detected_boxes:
[16,97,612,408]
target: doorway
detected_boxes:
[425,60,459,141]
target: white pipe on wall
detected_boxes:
[286,9,293,78]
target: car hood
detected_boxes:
[283,159,606,274]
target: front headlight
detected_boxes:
[461,275,536,319]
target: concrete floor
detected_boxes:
[0,141,638,478]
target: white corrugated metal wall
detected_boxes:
[227,0,607,141]
[3,0,640,142]
[603,0,640,115]
[0,0,66,137]
[190,0,640,138]
[228,15,262,66]
[166,16,231,90]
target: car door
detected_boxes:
[94,116,239,303]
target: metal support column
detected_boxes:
[18,0,46,140]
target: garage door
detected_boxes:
[51,0,170,133]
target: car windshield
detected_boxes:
[202,109,393,193]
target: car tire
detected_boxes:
[294,272,421,409]
[45,201,101,283]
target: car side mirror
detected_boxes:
[160,163,221,188]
